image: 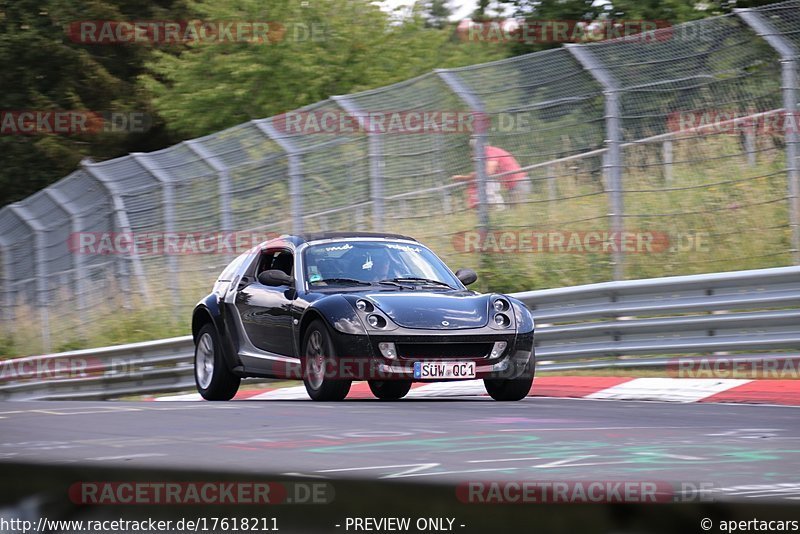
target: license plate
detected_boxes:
[413,361,476,379]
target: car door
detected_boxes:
[234,248,296,356]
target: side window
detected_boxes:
[258,249,294,277]
[218,250,253,281]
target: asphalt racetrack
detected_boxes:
[2,396,799,501]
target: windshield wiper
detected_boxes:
[377,279,412,289]
[313,278,372,286]
[383,277,455,289]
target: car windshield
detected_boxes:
[303,240,461,288]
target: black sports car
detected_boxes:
[192,232,535,401]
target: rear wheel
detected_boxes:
[368,380,412,400]
[194,323,240,400]
[302,320,351,401]
[484,376,533,401]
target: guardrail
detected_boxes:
[515,264,800,361]
[1,265,798,400]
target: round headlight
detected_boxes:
[356,299,373,312]
[493,299,509,312]
[494,313,510,327]
[367,314,386,328]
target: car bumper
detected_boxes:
[328,328,534,381]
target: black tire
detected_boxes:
[484,376,533,401]
[194,323,240,401]
[302,320,351,401]
[368,380,412,400]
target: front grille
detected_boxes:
[396,343,493,360]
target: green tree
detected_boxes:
[0,0,188,207]
[416,0,453,28]
[141,0,505,138]
[496,0,722,56]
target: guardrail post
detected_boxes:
[736,8,800,264]
[7,204,50,352]
[567,44,625,280]
[435,69,490,234]
[332,95,385,232]
[81,160,151,303]
[253,120,304,234]
[43,188,87,337]
[130,154,182,310]
[183,140,234,262]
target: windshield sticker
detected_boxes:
[309,273,322,282]
[387,243,421,253]
[325,243,352,252]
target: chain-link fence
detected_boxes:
[2,1,799,354]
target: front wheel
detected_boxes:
[368,380,412,400]
[194,323,240,400]
[484,376,533,401]
[302,320,351,401]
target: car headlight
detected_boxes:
[356,299,374,312]
[493,298,509,312]
[494,313,511,328]
[367,314,387,328]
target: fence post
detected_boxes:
[662,140,674,184]
[435,69,490,234]
[0,235,13,323]
[743,127,757,167]
[567,44,625,280]
[332,95,384,232]
[547,164,557,200]
[434,135,452,214]
[7,204,50,353]
[736,8,800,264]
[81,160,151,303]
[130,154,182,310]
[43,188,87,336]
[183,140,234,261]
[254,119,304,234]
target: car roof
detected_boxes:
[299,231,418,243]
[262,232,419,249]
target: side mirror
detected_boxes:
[258,269,293,287]
[455,268,478,286]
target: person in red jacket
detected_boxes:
[451,139,531,209]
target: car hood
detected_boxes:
[362,291,490,330]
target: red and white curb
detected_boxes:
[154,376,800,405]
